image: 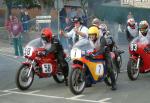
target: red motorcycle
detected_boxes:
[127,36,150,80]
[16,38,69,90]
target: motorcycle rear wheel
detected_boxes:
[127,59,139,80]
[69,68,85,95]
[16,64,34,90]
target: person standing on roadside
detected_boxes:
[22,11,30,32]
[5,15,23,58]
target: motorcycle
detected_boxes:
[16,38,69,90]
[68,39,119,95]
[127,36,150,80]
[113,46,124,73]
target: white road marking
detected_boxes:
[3,88,18,92]
[66,95,84,99]
[98,98,112,103]
[67,98,110,103]
[0,93,12,97]
[27,90,40,94]
[1,89,112,103]
[3,90,65,99]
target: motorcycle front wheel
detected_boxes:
[116,54,122,72]
[16,64,34,90]
[53,72,65,83]
[69,68,85,95]
[127,59,139,80]
[104,60,118,86]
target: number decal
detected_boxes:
[24,47,33,56]
[71,48,81,59]
[95,64,104,76]
[42,63,52,73]
[130,43,137,51]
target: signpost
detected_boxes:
[36,16,51,31]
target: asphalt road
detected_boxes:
[0,45,150,103]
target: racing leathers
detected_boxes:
[41,36,69,85]
[90,35,117,90]
[126,23,138,42]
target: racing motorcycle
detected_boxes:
[68,39,119,95]
[113,46,124,73]
[127,36,150,80]
[16,38,69,90]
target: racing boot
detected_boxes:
[61,62,69,86]
[85,75,92,88]
[110,71,117,90]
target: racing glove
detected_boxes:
[37,51,47,57]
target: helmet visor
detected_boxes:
[41,34,49,42]
[140,28,148,34]
[88,33,97,40]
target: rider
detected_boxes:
[91,18,103,37]
[100,24,116,51]
[87,26,117,90]
[139,20,150,37]
[39,28,69,85]
[126,18,138,42]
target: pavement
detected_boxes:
[0,30,41,56]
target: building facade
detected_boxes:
[121,0,150,8]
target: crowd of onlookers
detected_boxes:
[4,9,30,58]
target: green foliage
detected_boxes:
[4,0,41,8]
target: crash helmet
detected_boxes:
[92,18,100,26]
[41,28,53,42]
[88,26,100,42]
[139,20,149,36]
[127,18,136,29]
[100,24,108,35]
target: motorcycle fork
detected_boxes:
[27,60,34,77]
[136,56,141,69]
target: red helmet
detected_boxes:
[41,28,53,42]
[127,18,135,29]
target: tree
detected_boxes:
[80,0,88,16]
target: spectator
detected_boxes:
[21,11,30,32]
[59,7,67,30]
[19,8,25,22]
[60,16,88,45]
[127,11,134,20]
[5,15,23,58]
[59,7,67,49]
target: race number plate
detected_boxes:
[42,63,52,73]
[24,47,33,56]
[71,48,81,59]
[95,64,104,76]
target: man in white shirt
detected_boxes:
[60,16,88,45]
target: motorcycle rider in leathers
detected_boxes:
[139,20,150,38]
[126,18,138,42]
[39,28,69,85]
[87,26,117,90]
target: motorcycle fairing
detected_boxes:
[79,57,107,81]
